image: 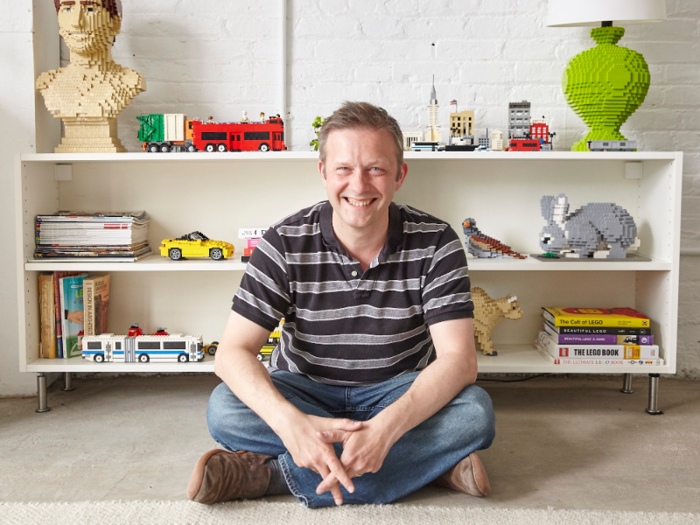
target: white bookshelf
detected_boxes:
[16,151,683,381]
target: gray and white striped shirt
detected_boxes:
[232,201,473,386]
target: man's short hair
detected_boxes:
[54,0,122,19]
[318,102,404,179]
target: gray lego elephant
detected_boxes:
[539,194,637,259]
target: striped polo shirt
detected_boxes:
[232,200,473,386]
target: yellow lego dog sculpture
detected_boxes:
[472,287,523,356]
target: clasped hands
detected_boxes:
[278,414,396,506]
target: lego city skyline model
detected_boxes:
[402,83,556,152]
[36,0,145,153]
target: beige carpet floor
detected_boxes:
[1,500,698,525]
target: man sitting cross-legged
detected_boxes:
[188,101,496,508]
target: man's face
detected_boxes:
[319,127,408,236]
[58,0,120,56]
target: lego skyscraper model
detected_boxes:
[36,0,146,152]
[426,77,442,143]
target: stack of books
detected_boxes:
[38,272,111,359]
[536,307,663,366]
[34,211,152,261]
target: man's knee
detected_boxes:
[206,382,244,441]
[450,384,496,448]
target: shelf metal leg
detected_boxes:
[36,373,51,413]
[62,372,75,392]
[646,373,664,415]
[620,373,634,394]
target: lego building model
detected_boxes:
[490,130,504,152]
[472,287,523,356]
[505,103,556,151]
[36,0,146,153]
[402,130,423,151]
[539,194,638,259]
[450,109,474,137]
[462,218,526,259]
[426,76,442,144]
[508,101,531,138]
[530,117,556,151]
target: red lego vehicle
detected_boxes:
[128,324,144,337]
[192,117,286,153]
[507,139,541,152]
[137,113,287,153]
[152,328,170,336]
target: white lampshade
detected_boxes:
[547,0,667,27]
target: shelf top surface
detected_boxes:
[25,345,672,374]
[19,151,682,163]
[24,253,673,272]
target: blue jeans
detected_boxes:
[207,370,495,508]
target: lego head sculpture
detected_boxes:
[58,0,122,57]
[547,0,666,151]
[36,0,146,152]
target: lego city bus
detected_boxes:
[82,333,204,363]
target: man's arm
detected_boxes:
[214,311,361,504]
[316,317,477,488]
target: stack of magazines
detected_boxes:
[34,211,152,262]
[535,307,663,367]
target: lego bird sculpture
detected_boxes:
[462,218,526,259]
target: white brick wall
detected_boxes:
[2,0,699,395]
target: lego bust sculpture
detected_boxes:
[36,0,146,152]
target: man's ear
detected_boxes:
[395,162,408,190]
[318,160,327,185]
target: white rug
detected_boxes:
[1,500,697,525]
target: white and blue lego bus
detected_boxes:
[82,333,204,363]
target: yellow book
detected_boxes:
[542,307,650,328]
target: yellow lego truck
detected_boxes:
[258,319,284,361]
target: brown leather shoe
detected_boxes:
[187,449,272,504]
[431,452,491,497]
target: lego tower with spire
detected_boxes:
[426,76,442,143]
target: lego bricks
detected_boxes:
[539,194,638,259]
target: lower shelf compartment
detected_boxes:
[24,345,670,374]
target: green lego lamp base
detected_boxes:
[563,26,650,152]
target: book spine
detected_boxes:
[53,272,63,359]
[536,344,663,366]
[542,308,650,328]
[544,320,650,336]
[549,316,649,328]
[84,279,95,336]
[59,277,68,359]
[94,275,111,335]
[538,332,660,359]
[544,325,654,345]
[551,357,663,366]
[39,275,57,359]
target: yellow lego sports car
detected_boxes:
[160,231,234,261]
